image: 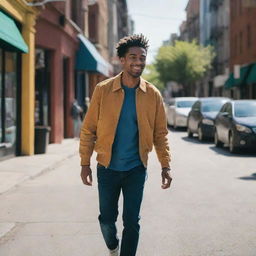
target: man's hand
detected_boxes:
[81,165,93,186]
[161,168,172,189]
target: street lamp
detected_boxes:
[21,0,66,7]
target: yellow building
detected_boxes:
[0,0,37,160]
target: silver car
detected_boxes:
[166,97,198,128]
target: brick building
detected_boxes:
[185,0,200,43]
[225,0,256,99]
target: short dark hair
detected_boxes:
[116,34,149,58]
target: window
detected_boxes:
[192,101,200,111]
[88,4,99,43]
[240,31,243,54]
[247,25,252,48]
[0,49,17,147]
[234,35,237,56]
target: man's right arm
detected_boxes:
[79,85,101,167]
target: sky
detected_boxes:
[127,0,188,63]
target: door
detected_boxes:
[63,57,69,138]
[0,49,18,159]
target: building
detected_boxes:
[36,0,113,144]
[35,1,79,143]
[179,21,189,42]
[185,0,200,43]
[209,0,230,97]
[225,0,256,99]
[108,0,130,75]
[199,0,211,46]
[0,0,37,160]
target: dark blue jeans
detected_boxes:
[97,164,147,256]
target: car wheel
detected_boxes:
[214,129,223,148]
[229,132,238,153]
[198,125,205,141]
[187,126,193,138]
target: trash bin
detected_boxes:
[34,126,51,154]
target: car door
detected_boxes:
[189,101,201,132]
[221,103,233,143]
[216,103,228,142]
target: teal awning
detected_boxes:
[246,63,256,84]
[233,64,251,86]
[0,11,28,53]
[76,34,112,77]
[224,73,235,89]
[224,64,252,89]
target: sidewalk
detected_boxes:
[0,139,80,242]
[0,139,79,195]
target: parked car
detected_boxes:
[214,100,256,153]
[187,97,229,140]
[166,97,198,128]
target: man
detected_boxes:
[80,34,172,256]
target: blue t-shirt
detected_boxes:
[108,84,143,171]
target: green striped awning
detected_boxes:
[0,11,28,53]
[246,63,256,84]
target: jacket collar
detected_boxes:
[112,72,147,93]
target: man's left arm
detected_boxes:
[153,92,172,189]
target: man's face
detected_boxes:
[120,47,147,78]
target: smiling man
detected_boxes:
[79,34,172,256]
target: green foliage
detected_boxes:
[154,40,215,86]
[142,64,164,91]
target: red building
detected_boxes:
[35,0,112,144]
[35,2,78,143]
[227,0,256,99]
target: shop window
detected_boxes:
[0,49,18,149]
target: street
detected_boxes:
[0,129,256,256]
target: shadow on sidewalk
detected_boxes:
[238,172,256,181]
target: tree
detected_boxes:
[153,40,215,95]
[142,64,164,91]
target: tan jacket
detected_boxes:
[79,73,171,168]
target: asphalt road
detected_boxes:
[0,128,256,256]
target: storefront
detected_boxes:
[35,4,78,143]
[0,1,37,160]
[76,33,112,104]
[0,8,31,160]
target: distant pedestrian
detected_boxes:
[71,100,83,138]
[79,34,172,256]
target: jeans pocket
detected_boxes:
[97,163,106,170]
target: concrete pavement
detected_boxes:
[0,130,256,256]
[0,139,79,240]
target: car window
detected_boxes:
[176,101,196,108]
[226,104,232,115]
[234,101,256,117]
[202,101,226,112]
[192,101,200,111]
[219,104,227,113]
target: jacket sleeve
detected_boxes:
[153,91,171,168]
[79,85,101,166]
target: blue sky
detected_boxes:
[127,0,188,63]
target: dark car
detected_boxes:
[214,100,256,153]
[187,97,229,140]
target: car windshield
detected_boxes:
[234,102,256,117]
[202,101,225,112]
[176,101,196,108]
